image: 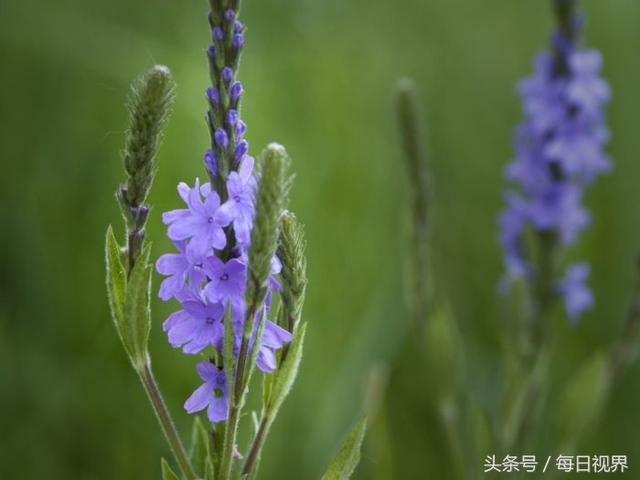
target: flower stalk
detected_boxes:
[395,78,431,330]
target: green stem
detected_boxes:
[242,414,269,477]
[610,256,640,382]
[137,362,196,480]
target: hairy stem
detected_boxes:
[137,362,196,480]
[242,414,269,477]
[610,256,640,382]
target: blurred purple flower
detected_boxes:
[498,17,610,321]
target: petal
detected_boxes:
[196,361,218,381]
[207,394,229,423]
[162,208,189,225]
[156,253,187,275]
[262,321,292,348]
[187,233,214,259]
[256,348,277,373]
[168,216,202,241]
[177,182,191,203]
[159,276,182,301]
[202,255,224,278]
[162,309,188,332]
[210,227,227,250]
[184,383,213,413]
[214,201,236,226]
[238,155,254,183]
[270,255,282,275]
[166,315,199,348]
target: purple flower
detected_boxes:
[184,362,229,423]
[226,109,238,126]
[163,299,225,354]
[231,305,293,373]
[255,321,292,372]
[222,66,233,83]
[498,192,530,282]
[214,128,229,150]
[218,156,256,245]
[557,263,593,322]
[235,139,248,163]
[206,86,220,104]
[204,149,218,177]
[236,120,247,140]
[156,240,205,301]
[230,81,243,101]
[568,50,611,112]
[159,3,295,425]
[498,11,610,321]
[232,34,244,50]
[202,256,247,303]
[163,180,231,260]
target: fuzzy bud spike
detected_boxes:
[119,64,175,271]
[277,211,308,333]
[121,65,175,214]
[395,78,431,328]
[246,144,291,298]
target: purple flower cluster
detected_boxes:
[499,22,611,320]
[156,3,292,424]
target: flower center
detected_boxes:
[207,216,214,224]
[213,387,224,398]
[220,273,229,281]
[206,317,215,325]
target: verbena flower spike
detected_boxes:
[105,2,367,479]
[499,0,611,323]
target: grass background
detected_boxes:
[1,0,640,478]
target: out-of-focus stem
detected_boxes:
[610,256,640,382]
[137,362,196,480]
[395,78,431,329]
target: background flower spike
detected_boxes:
[395,78,431,330]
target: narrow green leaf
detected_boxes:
[321,417,368,480]
[105,226,130,354]
[161,458,180,480]
[204,455,215,480]
[241,308,267,397]
[189,416,210,478]
[267,322,306,417]
[123,242,152,366]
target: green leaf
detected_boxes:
[267,322,306,417]
[321,417,368,480]
[204,456,214,480]
[122,242,152,367]
[468,398,493,471]
[189,416,210,478]
[161,458,180,480]
[558,352,610,451]
[241,308,266,397]
[105,226,129,354]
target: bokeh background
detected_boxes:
[2,0,640,478]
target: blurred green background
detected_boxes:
[2,0,640,478]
